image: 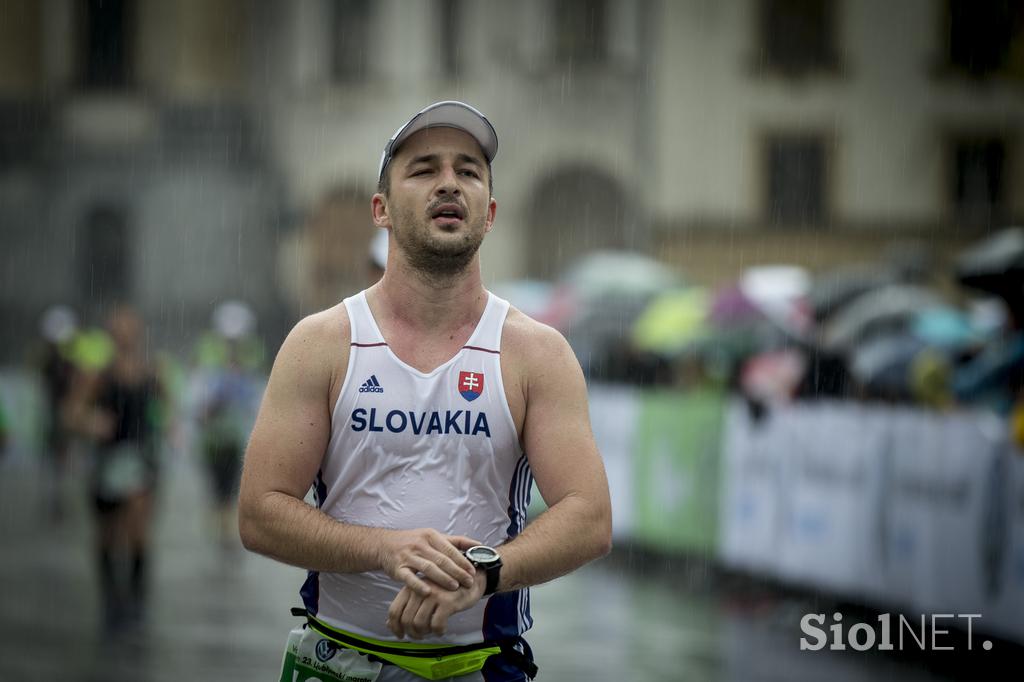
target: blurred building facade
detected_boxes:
[1,0,1023,359]
[651,0,1024,284]
[0,0,286,359]
[252,0,653,289]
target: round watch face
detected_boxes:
[466,545,499,564]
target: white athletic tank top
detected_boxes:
[301,290,534,646]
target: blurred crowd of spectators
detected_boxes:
[497,227,1024,446]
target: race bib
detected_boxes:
[280,626,382,682]
[96,443,149,499]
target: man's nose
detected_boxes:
[435,166,461,196]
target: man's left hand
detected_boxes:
[386,571,486,639]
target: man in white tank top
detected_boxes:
[239,101,612,681]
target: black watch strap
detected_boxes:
[483,563,501,596]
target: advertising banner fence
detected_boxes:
[632,389,725,554]
[718,400,788,575]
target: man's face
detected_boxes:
[107,307,143,351]
[375,127,496,277]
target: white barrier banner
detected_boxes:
[719,400,786,574]
[986,449,1024,643]
[716,399,1023,644]
[775,403,885,599]
[874,409,947,612]
[926,414,1003,616]
[588,384,639,540]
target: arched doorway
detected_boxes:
[78,203,132,317]
[282,185,377,313]
[526,164,632,279]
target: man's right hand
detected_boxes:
[377,529,479,597]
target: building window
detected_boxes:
[81,0,134,89]
[79,205,131,303]
[944,1,1024,80]
[438,0,460,77]
[0,0,43,96]
[758,0,839,76]
[331,0,371,82]
[765,134,828,226]
[950,136,1008,229]
[553,0,607,66]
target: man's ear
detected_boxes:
[484,197,497,233]
[372,193,390,227]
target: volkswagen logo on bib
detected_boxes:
[458,371,484,402]
[315,638,338,662]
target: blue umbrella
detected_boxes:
[911,307,979,350]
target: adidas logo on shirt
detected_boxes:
[358,375,384,393]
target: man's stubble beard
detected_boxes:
[391,207,486,279]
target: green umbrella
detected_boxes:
[631,288,709,355]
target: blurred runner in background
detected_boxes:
[0,390,8,459]
[191,301,265,547]
[36,305,79,520]
[65,305,164,633]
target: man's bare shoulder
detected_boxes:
[502,306,577,370]
[284,302,349,348]
[275,302,351,381]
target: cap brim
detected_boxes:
[379,101,497,182]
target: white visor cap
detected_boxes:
[377,101,498,185]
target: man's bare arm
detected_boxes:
[496,323,612,590]
[237,310,476,596]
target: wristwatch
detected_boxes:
[464,545,502,596]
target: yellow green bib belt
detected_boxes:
[291,608,537,680]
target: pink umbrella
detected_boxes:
[710,285,761,327]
